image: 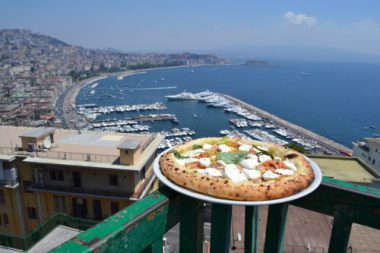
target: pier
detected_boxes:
[220,93,352,154]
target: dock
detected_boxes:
[220,93,352,154]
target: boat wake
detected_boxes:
[127,86,177,91]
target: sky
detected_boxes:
[1,0,380,60]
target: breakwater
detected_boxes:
[220,93,352,154]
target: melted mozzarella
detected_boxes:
[218,144,231,153]
[239,144,252,152]
[203,143,213,150]
[284,160,297,171]
[184,149,205,158]
[217,160,227,167]
[175,159,187,166]
[263,170,280,181]
[246,154,258,160]
[225,166,248,183]
[243,169,261,180]
[275,168,295,176]
[199,158,211,167]
[240,158,259,169]
[204,168,223,177]
[194,169,206,175]
[225,164,237,170]
[258,154,272,163]
[185,158,199,164]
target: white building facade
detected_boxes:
[353,138,380,173]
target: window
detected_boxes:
[0,191,4,204]
[23,180,32,193]
[53,196,66,212]
[141,166,146,179]
[373,159,376,165]
[49,170,64,181]
[27,207,37,219]
[110,202,119,215]
[50,171,56,180]
[0,213,8,226]
[109,175,118,186]
[2,214,8,226]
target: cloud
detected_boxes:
[283,11,317,26]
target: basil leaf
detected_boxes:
[192,144,203,150]
[172,150,186,159]
[216,151,248,164]
[251,144,274,159]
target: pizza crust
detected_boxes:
[159,138,315,201]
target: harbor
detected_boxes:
[60,68,354,156]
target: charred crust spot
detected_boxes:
[235,193,239,197]
[174,168,179,171]
[285,153,298,159]
[201,176,205,179]
[210,183,214,186]
[224,180,229,184]
[182,170,186,173]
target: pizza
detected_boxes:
[159,137,314,201]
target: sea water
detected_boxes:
[77,60,380,148]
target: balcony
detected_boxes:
[50,176,380,253]
[35,150,119,164]
[29,183,133,200]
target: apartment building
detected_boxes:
[353,138,380,173]
[0,126,163,236]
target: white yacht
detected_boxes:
[165,92,200,100]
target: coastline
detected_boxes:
[60,64,209,128]
[61,75,115,129]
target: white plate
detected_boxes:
[153,148,322,206]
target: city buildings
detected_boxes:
[352,138,380,173]
[0,29,229,127]
[0,126,163,236]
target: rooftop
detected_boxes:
[19,127,55,138]
[365,137,380,145]
[311,156,379,183]
[117,139,141,150]
[0,126,163,168]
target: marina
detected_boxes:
[73,87,350,155]
[67,68,355,157]
[77,102,167,117]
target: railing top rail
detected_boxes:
[51,187,203,253]
[322,176,380,198]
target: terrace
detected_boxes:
[45,156,380,253]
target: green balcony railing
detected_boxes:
[0,213,97,251]
[51,177,380,253]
